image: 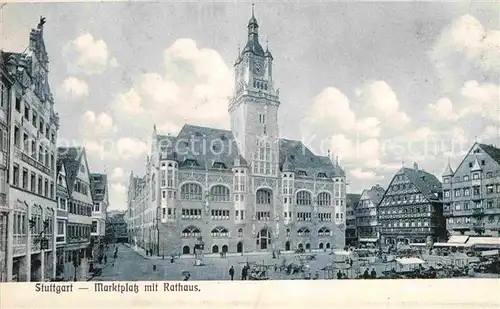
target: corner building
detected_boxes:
[127,12,347,256]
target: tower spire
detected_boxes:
[252,2,255,18]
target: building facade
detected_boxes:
[4,18,60,282]
[356,184,385,244]
[442,143,500,237]
[378,163,446,246]
[106,211,128,243]
[0,50,13,282]
[57,147,93,281]
[55,159,69,279]
[90,173,109,259]
[345,193,360,246]
[127,11,347,256]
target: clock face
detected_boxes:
[254,62,263,75]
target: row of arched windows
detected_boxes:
[179,183,333,206]
[181,226,332,238]
[253,79,268,90]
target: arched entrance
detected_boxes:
[285,241,291,251]
[298,243,303,250]
[305,243,310,250]
[222,245,228,253]
[237,242,243,253]
[212,245,219,253]
[259,228,271,250]
[326,243,330,249]
[319,243,324,249]
[182,245,190,254]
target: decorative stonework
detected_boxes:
[179,171,205,184]
[294,182,314,191]
[208,174,232,185]
[254,177,275,189]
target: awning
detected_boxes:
[359,238,378,242]
[466,237,500,248]
[481,250,499,256]
[395,257,426,265]
[448,236,469,244]
[433,242,470,248]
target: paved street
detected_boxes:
[91,244,396,281]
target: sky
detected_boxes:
[1,1,499,211]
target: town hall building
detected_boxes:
[126,10,347,256]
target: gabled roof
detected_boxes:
[400,167,442,201]
[478,143,500,166]
[470,158,482,172]
[366,185,385,205]
[278,139,345,178]
[346,193,361,209]
[57,147,85,195]
[442,163,454,177]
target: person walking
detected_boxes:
[363,268,370,279]
[241,266,248,280]
[370,268,377,279]
[229,266,235,281]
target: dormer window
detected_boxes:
[317,173,327,178]
[194,132,202,137]
[220,134,227,141]
[443,177,449,183]
[297,170,307,176]
[183,159,198,167]
[213,162,226,169]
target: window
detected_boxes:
[15,97,20,112]
[486,185,494,194]
[12,164,19,187]
[297,170,307,176]
[13,126,20,147]
[464,188,470,196]
[21,168,28,189]
[181,226,201,238]
[297,227,310,237]
[256,188,272,204]
[318,227,331,237]
[57,220,65,235]
[212,162,226,169]
[50,182,54,199]
[444,190,450,198]
[256,211,271,220]
[44,179,49,197]
[211,209,229,220]
[91,220,98,233]
[296,190,312,206]
[472,173,480,180]
[211,226,229,237]
[454,189,461,197]
[0,129,8,152]
[463,175,469,181]
[210,185,230,202]
[32,111,37,125]
[0,81,7,108]
[37,176,42,194]
[93,202,100,212]
[317,172,327,178]
[253,139,274,175]
[238,228,243,237]
[24,104,30,120]
[180,183,203,200]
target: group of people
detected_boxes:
[228,263,252,280]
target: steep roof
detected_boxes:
[442,163,454,177]
[57,147,84,195]
[346,193,361,209]
[279,139,345,178]
[366,185,385,205]
[155,124,345,178]
[401,167,442,201]
[479,143,500,165]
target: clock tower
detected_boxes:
[229,6,280,176]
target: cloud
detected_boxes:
[350,168,384,180]
[109,183,127,210]
[111,38,233,135]
[110,167,125,181]
[459,80,500,123]
[64,33,118,75]
[427,98,459,121]
[81,111,116,138]
[356,81,411,128]
[61,77,89,98]
[83,137,149,161]
[430,14,500,91]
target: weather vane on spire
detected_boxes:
[252,3,255,16]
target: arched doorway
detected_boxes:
[285,241,291,251]
[259,228,271,250]
[182,245,190,254]
[298,243,303,250]
[326,243,330,249]
[305,243,310,250]
[319,243,324,249]
[222,245,228,253]
[212,245,219,253]
[237,242,243,253]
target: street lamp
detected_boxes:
[29,217,51,281]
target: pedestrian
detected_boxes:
[229,266,235,281]
[363,268,369,279]
[337,270,342,279]
[241,266,247,280]
[153,265,157,271]
[370,268,377,279]
[104,255,107,264]
[349,259,353,267]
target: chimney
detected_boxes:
[413,162,418,170]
